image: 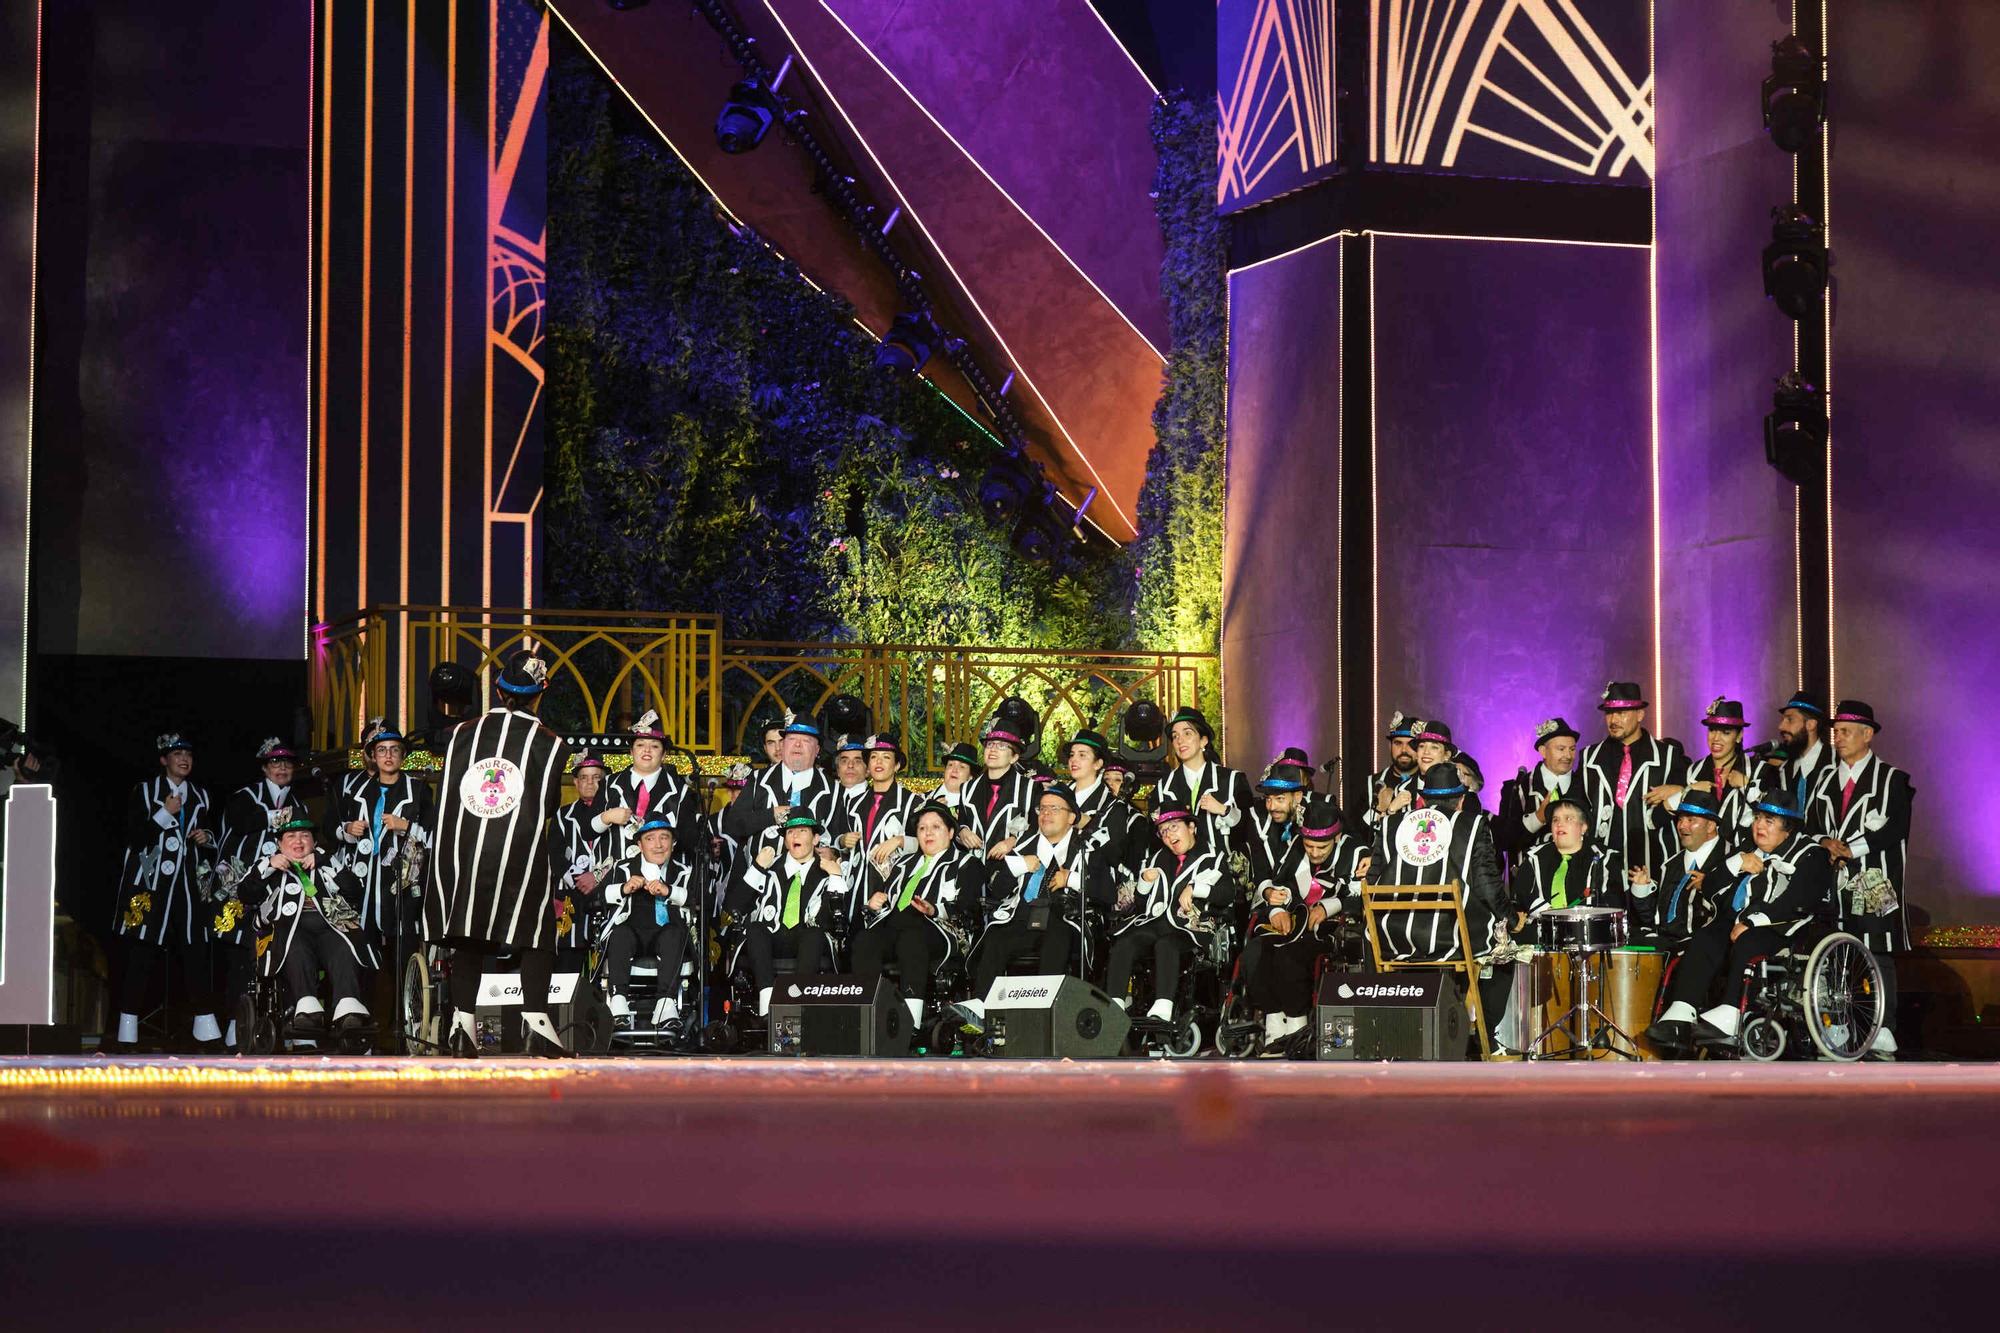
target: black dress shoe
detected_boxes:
[448,1022,480,1059]
[523,1029,572,1059]
[1693,1019,1739,1048]
[291,1010,328,1036]
[1645,1019,1692,1050]
[334,1012,370,1035]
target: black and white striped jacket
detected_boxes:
[1803,752,1914,952]
[116,775,217,945]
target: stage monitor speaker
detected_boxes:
[769,975,912,1057]
[1314,972,1468,1060]
[983,974,1130,1059]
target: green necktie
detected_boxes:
[1550,855,1572,910]
[897,855,934,912]
[782,871,804,929]
[293,865,319,898]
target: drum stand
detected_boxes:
[1527,943,1642,1061]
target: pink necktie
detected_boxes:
[1840,777,1856,818]
[1614,747,1634,807]
[635,780,651,821]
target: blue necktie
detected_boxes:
[1666,872,1693,926]
[1731,873,1752,914]
[1023,862,1048,903]
[372,785,389,845]
[654,872,670,926]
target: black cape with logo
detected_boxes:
[422,706,572,951]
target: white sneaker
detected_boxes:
[1145,998,1174,1023]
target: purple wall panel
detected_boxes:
[33,0,309,660]
[1829,2,2000,918]
[1654,0,1800,741]
[1373,235,1653,782]
[1222,236,1342,776]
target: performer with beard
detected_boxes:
[1241,794,1367,1052]
[1366,713,1421,830]
[1745,690,1832,827]
[1581,681,1686,884]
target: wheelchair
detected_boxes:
[236,938,378,1056]
[1217,918,1369,1060]
[565,907,699,1056]
[1117,914,1237,1059]
[1654,926,1884,1062]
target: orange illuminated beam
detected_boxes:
[315,0,334,624]
[358,0,376,618]
[442,0,457,605]
[402,1,415,726]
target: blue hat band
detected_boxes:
[1261,778,1305,791]
[1751,800,1800,820]
[1420,785,1466,799]
[497,677,545,694]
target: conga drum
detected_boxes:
[1602,947,1666,1060]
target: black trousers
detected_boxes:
[217,941,256,1016]
[852,910,945,1002]
[280,914,367,1009]
[448,945,555,1021]
[607,916,691,1000]
[1243,932,1323,1018]
[119,938,213,1014]
[968,918,1076,1001]
[1105,919,1193,1009]
[1668,922,1785,1010]
[740,923,830,991]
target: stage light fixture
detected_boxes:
[873,310,937,373]
[1764,373,1826,487]
[1761,206,1827,321]
[1762,36,1825,154]
[716,58,793,155]
[977,451,1040,525]
[1121,700,1164,747]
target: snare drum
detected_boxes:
[1532,906,1628,954]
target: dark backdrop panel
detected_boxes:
[32,0,309,662]
[0,5,35,717]
[1222,236,1343,774]
[1655,0,1799,737]
[1373,234,1652,780]
[1829,1,2000,924]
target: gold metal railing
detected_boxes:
[311,606,1218,773]
[311,606,723,753]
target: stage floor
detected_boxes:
[3,1056,1997,1326]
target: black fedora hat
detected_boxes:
[1674,788,1724,823]
[1778,689,1827,719]
[1534,717,1580,748]
[1702,697,1751,730]
[1418,762,1468,801]
[1831,700,1882,733]
[1598,681,1648,712]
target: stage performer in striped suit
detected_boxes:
[423,649,574,1058]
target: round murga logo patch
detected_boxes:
[1396,807,1453,867]
[462,757,525,820]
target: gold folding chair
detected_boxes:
[1361,881,1491,1058]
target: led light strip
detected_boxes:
[760,0,1135,539]
[1367,227,1649,250]
[1368,233,1380,775]
[1647,0,1662,721]
[1080,0,1163,98]
[1226,227,1355,278]
[0,1062,582,1092]
[542,1,744,224]
[817,0,1165,364]
[1818,0,1834,699]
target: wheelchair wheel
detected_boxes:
[699,1019,737,1055]
[231,992,260,1057]
[1803,931,1883,1062]
[1741,1015,1787,1062]
[925,1014,961,1057]
[1214,997,1261,1059]
[575,998,617,1055]
[1162,1015,1204,1059]
[401,949,438,1055]
[248,1010,280,1057]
